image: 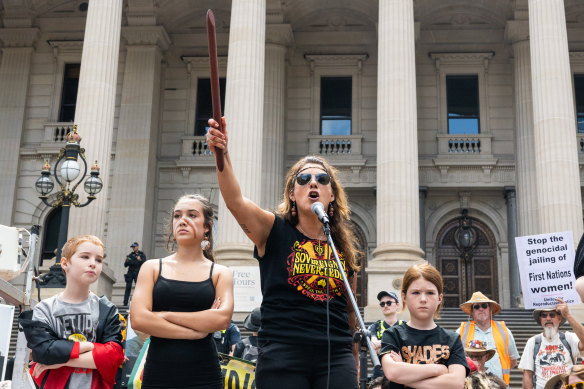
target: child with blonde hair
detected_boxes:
[380,264,468,388]
[20,235,124,389]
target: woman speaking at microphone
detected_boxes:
[207,118,360,389]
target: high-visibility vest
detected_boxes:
[460,320,512,385]
[375,320,404,339]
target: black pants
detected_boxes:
[123,271,139,305]
[256,340,357,389]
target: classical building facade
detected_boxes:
[2,0,584,319]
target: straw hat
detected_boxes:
[460,291,501,316]
[544,373,566,389]
[546,366,584,389]
[532,308,567,326]
[464,339,496,361]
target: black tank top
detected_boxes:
[141,259,222,388]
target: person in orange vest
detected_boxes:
[457,291,519,386]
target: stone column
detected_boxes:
[367,0,424,320]
[0,28,38,225]
[529,0,583,237]
[107,26,170,282]
[419,187,427,256]
[68,0,123,237]
[505,187,521,307]
[215,0,266,264]
[506,21,539,236]
[261,24,292,209]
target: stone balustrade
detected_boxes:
[308,134,362,157]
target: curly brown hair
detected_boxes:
[164,194,215,261]
[276,155,360,272]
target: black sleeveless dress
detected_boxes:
[141,259,223,388]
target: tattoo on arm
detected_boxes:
[240,224,251,234]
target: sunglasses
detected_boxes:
[295,173,331,186]
[472,303,489,310]
[379,301,396,307]
[540,312,557,319]
[565,383,584,389]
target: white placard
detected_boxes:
[232,266,262,312]
[515,231,580,309]
[0,304,15,381]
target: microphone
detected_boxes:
[311,202,330,225]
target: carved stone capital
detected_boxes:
[505,20,529,44]
[266,24,293,46]
[121,26,170,51]
[0,27,39,47]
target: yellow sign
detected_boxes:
[220,353,256,389]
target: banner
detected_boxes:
[0,304,14,381]
[220,354,256,389]
[515,231,580,309]
[232,267,262,312]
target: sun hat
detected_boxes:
[532,308,567,326]
[460,291,501,316]
[464,339,496,361]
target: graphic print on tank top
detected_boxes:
[286,238,348,302]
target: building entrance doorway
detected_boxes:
[435,216,498,308]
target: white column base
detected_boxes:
[364,243,424,321]
[214,243,256,266]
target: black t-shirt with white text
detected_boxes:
[380,323,469,389]
[254,216,353,346]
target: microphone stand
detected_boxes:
[321,220,380,389]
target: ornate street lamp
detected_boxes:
[34,125,103,287]
[454,209,478,262]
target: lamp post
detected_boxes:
[454,209,478,262]
[34,125,103,287]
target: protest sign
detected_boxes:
[232,267,262,312]
[515,231,580,309]
[220,353,256,389]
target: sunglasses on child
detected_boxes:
[295,173,331,186]
[379,301,396,307]
[565,383,584,389]
[540,312,557,319]
[472,303,489,310]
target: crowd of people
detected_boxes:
[13,115,584,389]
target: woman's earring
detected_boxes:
[328,202,334,217]
[291,201,297,217]
[201,234,210,250]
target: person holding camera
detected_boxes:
[123,242,146,306]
